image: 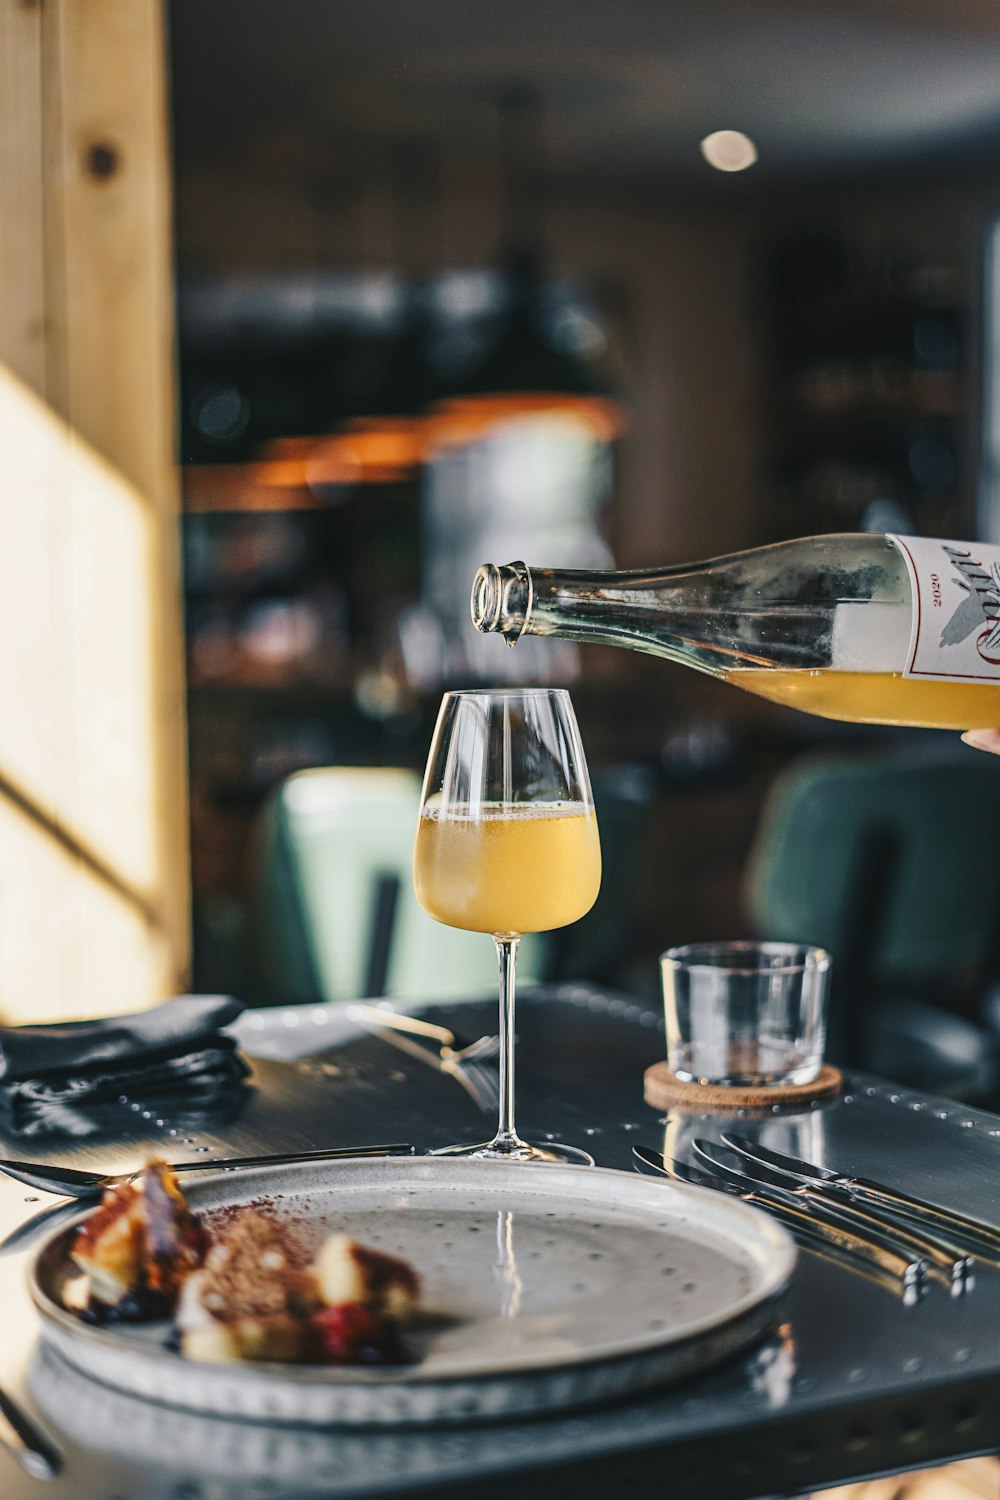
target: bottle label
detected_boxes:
[889,534,1000,681]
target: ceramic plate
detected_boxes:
[30,1156,796,1425]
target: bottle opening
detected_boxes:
[471,564,503,633]
[470,561,531,641]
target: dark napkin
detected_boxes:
[0,994,250,1138]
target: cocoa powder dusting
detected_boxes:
[197,1208,318,1321]
[203,1198,314,1267]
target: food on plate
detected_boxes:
[314,1232,419,1318]
[67,1157,422,1365]
[178,1218,420,1366]
[311,1233,420,1364]
[177,1208,319,1363]
[70,1159,206,1318]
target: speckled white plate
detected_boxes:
[29,1156,796,1426]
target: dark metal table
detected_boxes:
[1,985,999,1499]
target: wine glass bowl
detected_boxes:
[413,689,600,1162]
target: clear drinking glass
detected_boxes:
[661,941,831,1087]
[413,688,601,1161]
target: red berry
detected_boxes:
[314,1303,387,1364]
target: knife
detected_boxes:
[685,1141,941,1285]
[720,1131,1000,1263]
[693,1139,971,1288]
[632,1145,925,1294]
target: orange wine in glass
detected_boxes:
[413,689,601,1162]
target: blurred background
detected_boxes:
[168,0,1000,1008]
[7,0,1000,1095]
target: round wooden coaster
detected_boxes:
[643,1061,843,1112]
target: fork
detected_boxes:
[448,1055,501,1114]
[346,1004,500,1064]
[347,1004,501,1113]
[0,1142,412,1200]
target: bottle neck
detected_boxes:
[470,538,912,676]
[471,559,714,661]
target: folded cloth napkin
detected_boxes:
[0,994,250,1138]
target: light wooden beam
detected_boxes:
[0,0,188,1021]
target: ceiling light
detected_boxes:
[700,130,758,173]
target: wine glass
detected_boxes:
[413,688,601,1163]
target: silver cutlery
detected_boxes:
[348,1004,501,1114]
[633,1145,925,1295]
[0,1143,412,1200]
[0,1383,60,1480]
[681,1142,938,1286]
[0,1201,81,1258]
[693,1139,972,1289]
[365,1028,501,1114]
[721,1131,1000,1261]
[347,1004,500,1064]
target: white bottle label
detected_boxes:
[889,534,1000,682]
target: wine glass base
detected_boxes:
[431,1140,594,1166]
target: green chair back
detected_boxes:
[745,750,1000,984]
[251,767,543,1004]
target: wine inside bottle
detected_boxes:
[471,534,1000,729]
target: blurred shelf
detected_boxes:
[182,463,323,512]
[187,680,358,706]
[779,404,963,432]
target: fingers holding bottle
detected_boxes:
[961,730,1000,754]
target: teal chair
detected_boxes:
[250,768,543,1006]
[744,748,1000,1096]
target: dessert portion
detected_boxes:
[67,1159,421,1366]
[178,1221,419,1365]
[177,1208,318,1364]
[314,1233,419,1320]
[70,1159,206,1319]
[311,1233,420,1365]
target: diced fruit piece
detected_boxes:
[313,1302,401,1365]
[313,1233,419,1317]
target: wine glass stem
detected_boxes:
[493,935,521,1151]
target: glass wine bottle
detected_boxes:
[471,534,1000,730]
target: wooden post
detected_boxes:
[0,0,189,1020]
